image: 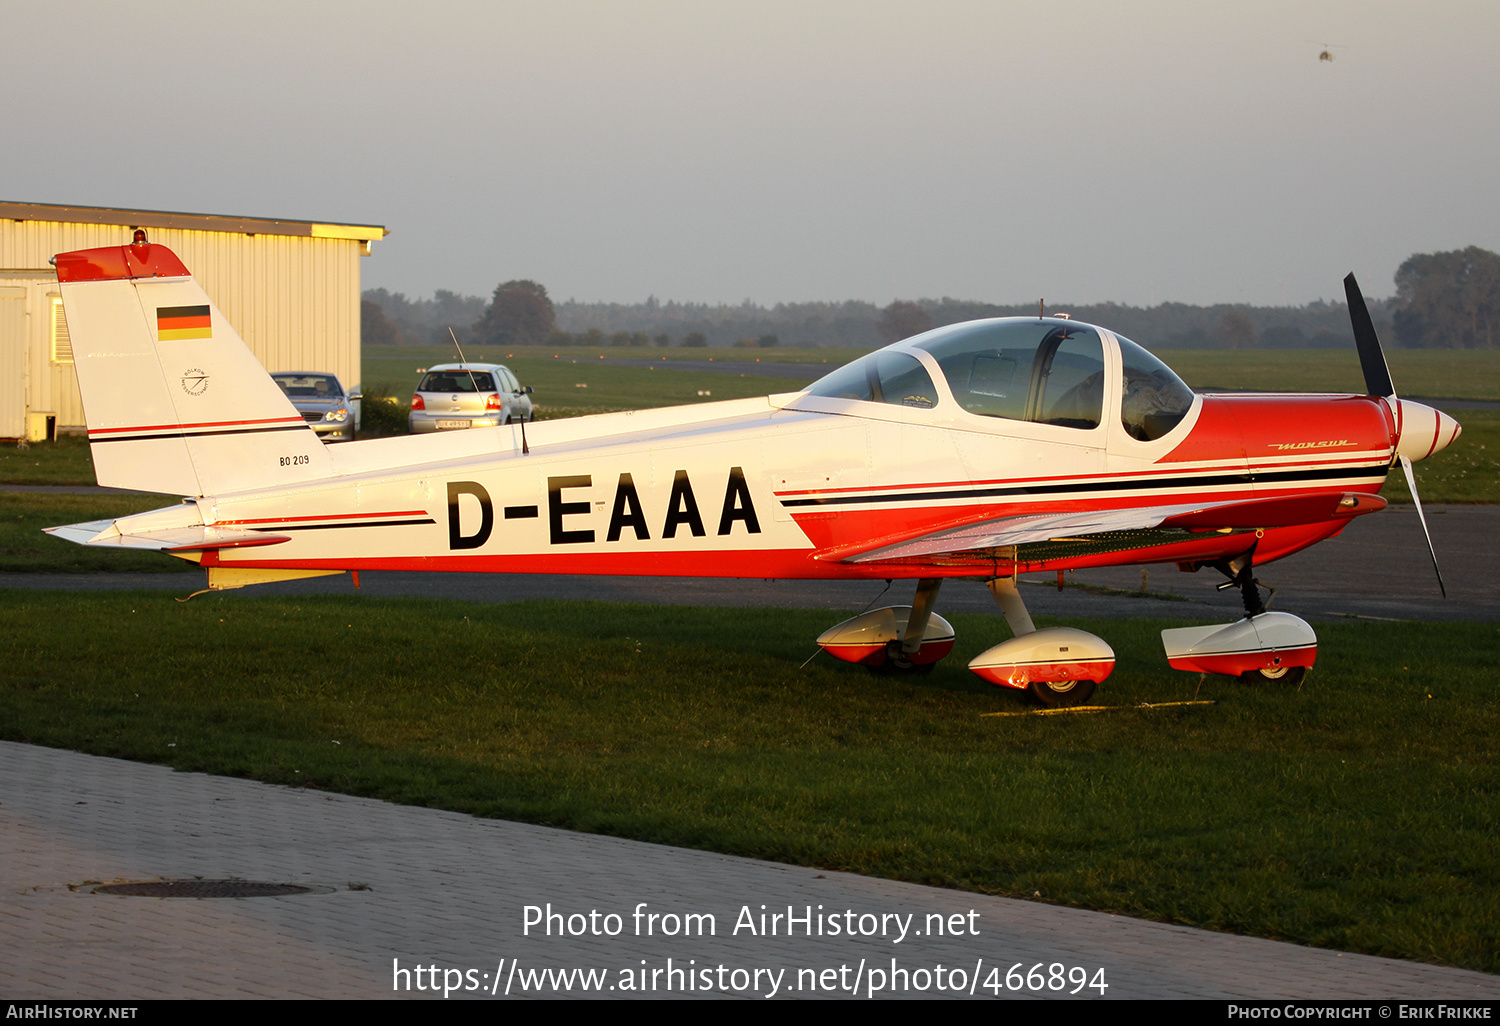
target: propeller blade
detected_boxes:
[1399,454,1447,598]
[1344,273,1396,399]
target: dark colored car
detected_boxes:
[272,372,360,442]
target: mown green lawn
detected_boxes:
[3,591,1495,973]
[0,493,193,573]
[361,346,809,420]
[0,434,97,486]
[1163,348,1500,400]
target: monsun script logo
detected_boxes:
[180,368,209,396]
[1272,439,1352,451]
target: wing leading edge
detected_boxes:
[838,492,1386,565]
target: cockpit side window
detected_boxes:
[914,321,1105,429]
[806,351,939,409]
[1116,335,1195,441]
[1037,337,1105,429]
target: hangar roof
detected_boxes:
[0,201,387,242]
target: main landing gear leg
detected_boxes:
[883,577,944,671]
[971,575,1114,707]
[900,578,943,655]
[986,575,1035,636]
[1214,549,1268,617]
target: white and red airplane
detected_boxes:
[46,237,1461,705]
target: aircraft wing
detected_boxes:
[44,519,292,553]
[840,492,1386,565]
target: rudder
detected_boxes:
[55,239,333,496]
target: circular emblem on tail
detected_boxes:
[181,368,209,396]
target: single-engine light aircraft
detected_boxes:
[46,237,1461,705]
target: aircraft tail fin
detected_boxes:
[54,240,333,496]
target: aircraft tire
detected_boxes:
[1241,665,1307,685]
[1026,679,1096,707]
[870,641,938,674]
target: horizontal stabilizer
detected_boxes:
[44,520,290,553]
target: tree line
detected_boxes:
[363,246,1499,351]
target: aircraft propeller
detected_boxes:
[1343,274,1447,597]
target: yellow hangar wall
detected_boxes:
[0,203,385,440]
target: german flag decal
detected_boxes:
[157,304,212,341]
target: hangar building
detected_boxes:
[0,201,386,441]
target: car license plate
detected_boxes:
[436,420,471,429]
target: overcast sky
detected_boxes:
[5,1,1498,307]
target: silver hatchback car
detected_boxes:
[408,362,534,434]
[271,372,360,443]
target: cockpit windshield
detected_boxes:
[805,351,940,409]
[1116,335,1194,441]
[913,320,1105,429]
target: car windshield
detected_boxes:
[273,374,341,398]
[912,320,1105,429]
[418,371,496,393]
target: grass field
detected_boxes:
[1165,348,1500,401]
[2,590,1495,972]
[362,345,808,419]
[0,493,194,573]
[0,434,97,486]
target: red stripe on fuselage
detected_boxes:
[216,510,430,527]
